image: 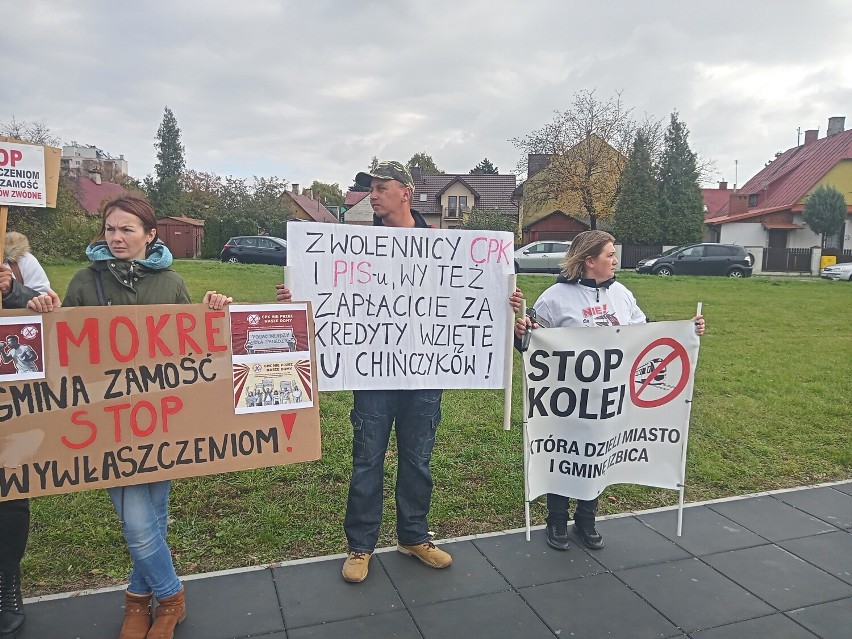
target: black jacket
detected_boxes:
[373,209,430,228]
[2,279,40,309]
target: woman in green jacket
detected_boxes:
[62,195,231,639]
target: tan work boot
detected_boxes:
[147,587,186,639]
[119,591,152,639]
[397,541,452,568]
[342,551,372,583]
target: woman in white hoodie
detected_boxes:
[3,232,50,295]
[515,230,705,552]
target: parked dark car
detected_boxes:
[220,236,287,265]
[636,243,753,277]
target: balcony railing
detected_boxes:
[442,206,469,219]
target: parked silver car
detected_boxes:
[514,241,571,273]
[820,262,852,281]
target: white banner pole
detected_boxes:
[677,301,703,537]
[503,274,517,430]
[520,299,532,540]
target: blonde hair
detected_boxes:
[559,230,616,281]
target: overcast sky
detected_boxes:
[6,0,852,192]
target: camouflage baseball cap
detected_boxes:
[355,160,415,191]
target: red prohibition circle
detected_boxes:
[629,337,691,408]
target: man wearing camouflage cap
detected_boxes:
[275,161,452,583]
[343,161,452,581]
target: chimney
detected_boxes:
[827,116,846,137]
[729,193,748,216]
[804,129,819,145]
[303,187,312,199]
[410,166,422,184]
[89,170,101,185]
[527,153,552,179]
[291,183,299,194]
[718,181,728,190]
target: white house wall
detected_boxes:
[788,216,821,248]
[719,222,764,245]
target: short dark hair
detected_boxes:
[97,195,159,247]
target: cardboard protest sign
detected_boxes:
[287,222,515,391]
[523,321,700,502]
[0,138,61,208]
[0,303,321,501]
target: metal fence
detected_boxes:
[619,244,663,269]
[763,247,812,272]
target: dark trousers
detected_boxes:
[546,493,598,528]
[0,499,29,574]
[344,389,442,553]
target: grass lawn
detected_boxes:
[18,261,852,594]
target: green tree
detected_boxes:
[349,156,378,192]
[406,152,443,175]
[470,158,498,174]
[613,131,662,244]
[146,106,185,216]
[310,181,344,208]
[803,184,847,248]
[461,207,516,234]
[657,112,704,244]
[511,90,637,230]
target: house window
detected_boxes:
[448,196,457,216]
[748,193,758,207]
[824,226,845,250]
[459,196,468,213]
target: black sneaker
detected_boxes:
[545,522,570,551]
[573,522,604,549]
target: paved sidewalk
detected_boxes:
[21,481,852,638]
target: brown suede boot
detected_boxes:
[119,591,152,639]
[147,588,186,639]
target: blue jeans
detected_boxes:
[546,493,599,529]
[108,481,181,598]
[344,389,442,553]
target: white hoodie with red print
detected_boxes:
[533,278,647,329]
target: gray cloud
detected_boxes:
[5,0,852,189]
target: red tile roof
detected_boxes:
[284,191,339,223]
[701,186,731,218]
[711,128,852,223]
[75,178,128,215]
[345,191,369,207]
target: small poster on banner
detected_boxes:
[230,304,314,414]
[0,316,45,381]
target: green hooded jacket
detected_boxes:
[63,241,190,307]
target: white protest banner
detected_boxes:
[0,141,47,207]
[287,222,515,391]
[524,320,700,502]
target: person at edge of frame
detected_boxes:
[28,194,232,639]
[0,261,60,639]
[275,160,524,583]
[514,230,705,552]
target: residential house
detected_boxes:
[62,142,128,183]
[73,175,127,215]
[707,116,852,271]
[342,190,372,225]
[407,167,517,230]
[281,183,340,224]
[517,136,623,245]
[701,181,732,241]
